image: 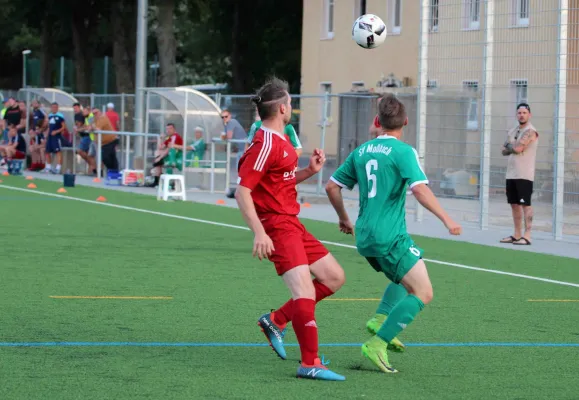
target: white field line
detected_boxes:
[1,184,578,289]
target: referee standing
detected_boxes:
[500,103,539,246]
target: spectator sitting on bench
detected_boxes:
[168,126,206,167]
[147,123,183,187]
[28,128,46,171]
[28,99,48,171]
[0,124,26,174]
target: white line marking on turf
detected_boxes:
[2,184,579,289]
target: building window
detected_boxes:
[320,83,332,124]
[427,79,438,89]
[323,0,335,39]
[464,0,480,30]
[463,80,479,130]
[511,79,528,105]
[354,0,367,17]
[512,0,529,26]
[388,0,402,34]
[430,0,439,32]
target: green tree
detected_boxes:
[177,0,302,93]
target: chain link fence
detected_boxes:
[2,1,578,240]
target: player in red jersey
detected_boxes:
[235,78,346,381]
[147,123,183,187]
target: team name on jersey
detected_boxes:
[283,166,298,181]
[358,143,392,157]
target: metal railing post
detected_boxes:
[479,0,495,230]
[553,0,569,240]
[225,141,231,192]
[415,0,430,222]
[97,133,102,180]
[210,141,216,193]
[317,93,330,195]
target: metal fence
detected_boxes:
[2,1,578,240]
[72,93,135,133]
[410,0,577,240]
[208,1,578,240]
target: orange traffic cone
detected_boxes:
[27,183,37,189]
[93,177,101,183]
[302,202,311,208]
[57,188,67,193]
[2,171,9,176]
[96,196,107,202]
[216,199,226,205]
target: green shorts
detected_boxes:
[365,236,423,284]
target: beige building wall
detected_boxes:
[300,0,576,176]
[300,0,420,155]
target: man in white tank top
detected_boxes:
[500,103,539,245]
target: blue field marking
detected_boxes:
[0,342,578,348]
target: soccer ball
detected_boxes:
[352,14,387,49]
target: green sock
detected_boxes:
[377,294,425,343]
[167,148,177,165]
[376,283,408,316]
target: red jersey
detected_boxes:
[237,128,299,216]
[105,111,120,131]
[373,115,381,128]
[164,133,183,148]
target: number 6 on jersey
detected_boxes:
[365,160,378,198]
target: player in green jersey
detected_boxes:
[247,119,302,156]
[326,94,462,373]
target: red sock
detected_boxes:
[314,279,334,301]
[292,298,318,365]
[272,280,334,328]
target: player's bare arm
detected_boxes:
[502,138,512,156]
[295,148,326,184]
[54,121,66,136]
[511,130,536,154]
[234,186,275,260]
[411,184,462,235]
[325,180,354,235]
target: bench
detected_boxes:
[183,166,227,191]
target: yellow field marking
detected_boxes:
[527,299,579,302]
[325,298,381,301]
[50,296,173,300]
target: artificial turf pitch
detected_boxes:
[0,176,578,400]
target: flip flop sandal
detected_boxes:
[500,236,519,243]
[513,238,532,246]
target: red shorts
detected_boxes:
[261,214,329,275]
[13,150,26,159]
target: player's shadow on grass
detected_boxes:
[348,363,383,373]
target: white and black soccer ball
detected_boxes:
[352,14,387,49]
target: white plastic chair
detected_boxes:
[157,174,186,201]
